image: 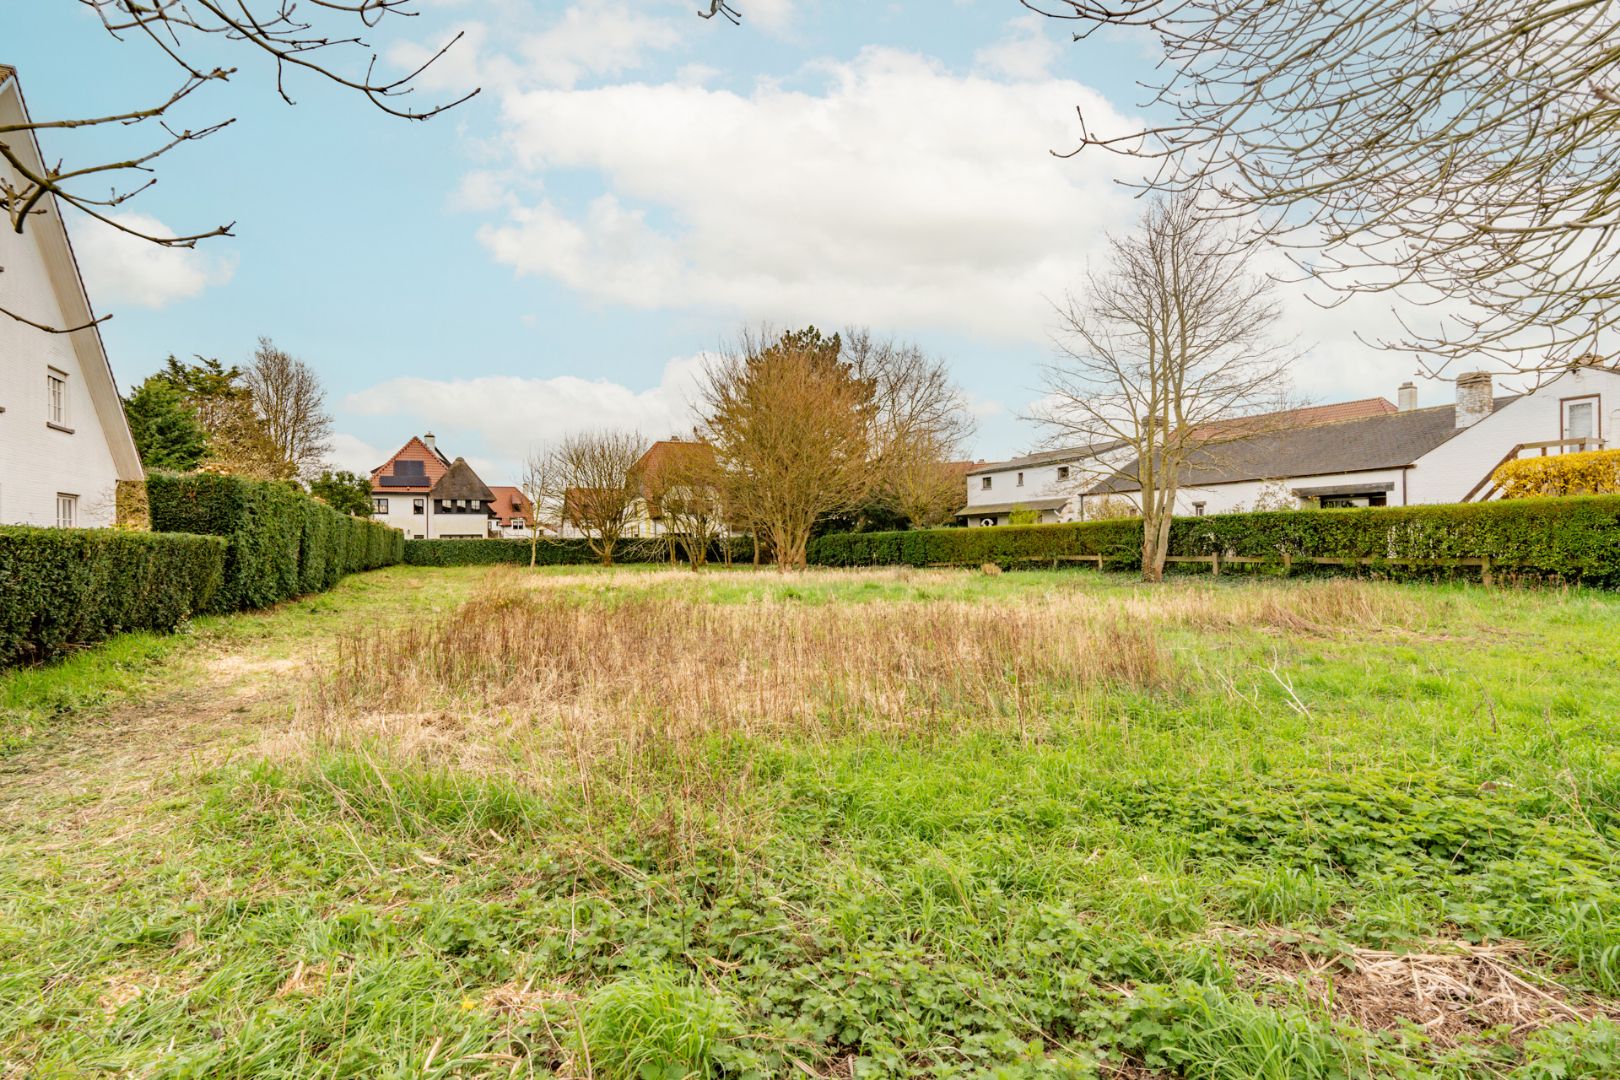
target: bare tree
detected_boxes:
[550,431,648,567]
[1,3,474,334]
[520,448,561,569]
[242,337,332,479]
[1027,0,1620,373]
[1034,195,1293,582]
[845,329,976,527]
[644,440,727,568]
[700,327,877,570]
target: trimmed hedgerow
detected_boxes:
[147,473,403,613]
[808,519,1143,569]
[809,496,1620,586]
[404,537,754,567]
[0,527,225,666]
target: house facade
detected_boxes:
[368,434,527,539]
[0,66,144,528]
[957,443,1131,527]
[1077,365,1620,517]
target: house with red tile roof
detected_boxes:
[368,433,530,539]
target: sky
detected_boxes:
[5,0,1439,484]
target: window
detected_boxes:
[373,497,389,514]
[1016,472,1025,487]
[56,493,77,528]
[413,498,425,515]
[1193,502,1206,517]
[980,476,992,491]
[1564,397,1599,447]
[1057,466,1070,481]
[46,369,67,427]
[980,517,996,528]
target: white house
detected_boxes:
[1078,364,1620,517]
[957,443,1130,527]
[0,66,143,528]
[368,433,530,539]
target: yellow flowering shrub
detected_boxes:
[1494,448,1620,498]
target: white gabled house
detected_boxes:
[0,66,144,528]
[368,433,532,539]
[957,443,1131,527]
[1076,364,1620,518]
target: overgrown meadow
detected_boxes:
[3,565,1619,1078]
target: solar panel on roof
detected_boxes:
[394,460,426,477]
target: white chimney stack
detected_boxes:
[1455,372,1494,428]
[1398,382,1418,412]
[423,431,437,451]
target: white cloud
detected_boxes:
[327,432,391,475]
[972,14,1063,80]
[475,45,1138,340]
[73,212,236,309]
[342,354,711,479]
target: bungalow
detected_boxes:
[1078,364,1620,517]
[0,66,144,528]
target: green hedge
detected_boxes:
[809,496,1620,585]
[404,537,754,567]
[148,473,403,613]
[0,527,225,666]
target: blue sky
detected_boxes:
[6,1,1428,482]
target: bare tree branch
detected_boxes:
[1031,0,1620,374]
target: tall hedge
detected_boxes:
[404,537,753,567]
[147,473,403,613]
[0,527,225,666]
[809,496,1620,586]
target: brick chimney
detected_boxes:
[1398,382,1418,412]
[1454,372,1494,429]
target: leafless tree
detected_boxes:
[1034,195,1293,582]
[643,440,727,568]
[700,327,877,570]
[697,1,742,25]
[550,431,648,567]
[0,1,475,334]
[242,337,332,479]
[1027,0,1620,374]
[844,328,976,527]
[520,447,561,569]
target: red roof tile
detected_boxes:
[370,436,450,493]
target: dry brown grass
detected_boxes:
[305,585,1174,755]
[1247,936,1620,1048]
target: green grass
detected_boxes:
[2,566,1619,1077]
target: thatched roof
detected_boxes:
[429,457,495,502]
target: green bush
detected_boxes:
[147,473,402,613]
[0,527,225,666]
[404,537,752,567]
[809,496,1620,585]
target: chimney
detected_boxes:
[1397,382,1418,412]
[422,432,437,452]
[1454,372,1494,429]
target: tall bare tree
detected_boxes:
[1035,195,1293,582]
[642,440,727,569]
[1,3,474,334]
[700,327,877,570]
[520,448,560,569]
[845,328,975,527]
[550,431,648,567]
[1028,0,1620,373]
[242,338,332,480]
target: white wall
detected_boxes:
[963,449,1134,526]
[0,208,121,527]
[1409,368,1620,503]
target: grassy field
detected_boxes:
[3,564,1619,1078]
